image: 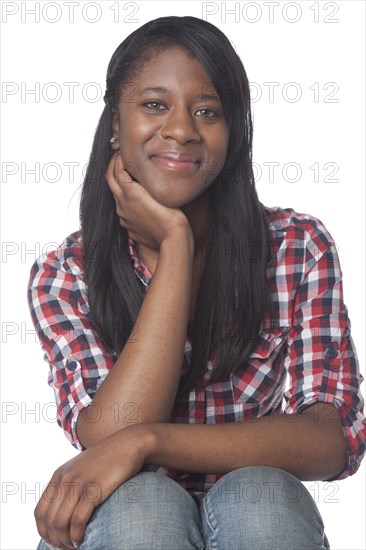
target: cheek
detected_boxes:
[120,115,153,146]
[118,140,141,180]
[218,134,229,161]
[207,147,228,180]
[119,125,153,180]
[208,130,229,166]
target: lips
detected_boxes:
[152,152,199,163]
[151,152,200,173]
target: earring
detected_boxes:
[110,137,118,144]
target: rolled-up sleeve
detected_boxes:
[282,223,366,480]
[27,243,116,451]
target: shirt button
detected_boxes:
[350,459,357,469]
[66,359,77,371]
[325,347,338,359]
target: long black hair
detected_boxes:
[79,15,273,400]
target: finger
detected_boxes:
[48,482,85,549]
[114,153,134,188]
[105,151,119,178]
[35,479,63,547]
[116,151,125,169]
[35,475,76,550]
[45,505,76,548]
[44,543,70,550]
[105,153,133,200]
[69,497,96,549]
[105,151,121,182]
[105,155,124,196]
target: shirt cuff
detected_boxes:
[68,394,93,451]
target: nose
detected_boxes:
[160,106,201,144]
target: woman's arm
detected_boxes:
[34,403,346,549]
[77,231,194,448]
[141,402,348,481]
[77,154,195,448]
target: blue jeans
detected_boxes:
[36,466,331,549]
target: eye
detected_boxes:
[141,101,220,118]
[195,108,218,118]
[142,101,166,111]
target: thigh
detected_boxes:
[36,471,204,550]
[200,466,330,550]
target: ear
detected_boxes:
[110,108,120,151]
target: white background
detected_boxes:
[1,1,365,549]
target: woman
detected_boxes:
[28,15,365,550]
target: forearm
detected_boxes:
[143,403,348,481]
[77,231,194,448]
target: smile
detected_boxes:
[152,156,200,173]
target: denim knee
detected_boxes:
[78,471,204,550]
[201,466,330,550]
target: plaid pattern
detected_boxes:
[27,205,366,504]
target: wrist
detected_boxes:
[132,423,160,464]
[160,229,194,256]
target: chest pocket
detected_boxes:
[230,326,289,416]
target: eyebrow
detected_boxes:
[137,86,221,102]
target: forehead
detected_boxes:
[133,46,211,85]
[120,46,218,104]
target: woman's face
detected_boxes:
[111,46,229,208]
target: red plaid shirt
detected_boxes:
[27,205,366,504]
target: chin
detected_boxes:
[155,197,186,209]
[147,189,190,209]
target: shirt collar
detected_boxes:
[128,236,152,287]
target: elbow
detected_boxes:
[320,429,348,481]
[75,406,98,448]
[320,422,348,481]
[75,402,152,448]
[302,402,348,480]
[75,404,125,448]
